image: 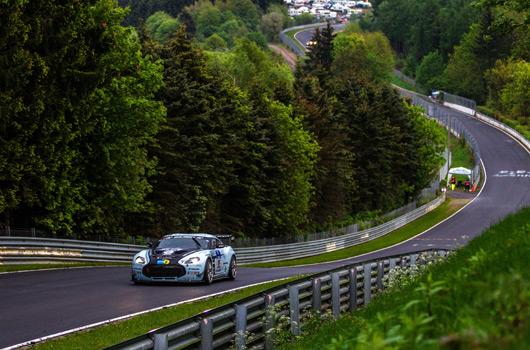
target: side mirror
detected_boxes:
[217,243,225,248]
[147,242,153,248]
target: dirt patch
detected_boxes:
[268,44,298,72]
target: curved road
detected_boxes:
[1,105,530,349]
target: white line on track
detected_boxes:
[1,277,294,350]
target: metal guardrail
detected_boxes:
[103,248,450,350]
[394,86,483,189]
[0,237,141,265]
[472,110,530,152]
[235,194,444,264]
[0,194,445,265]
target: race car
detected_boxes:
[131,233,236,284]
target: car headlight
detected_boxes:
[135,256,146,264]
[183,257,200,264]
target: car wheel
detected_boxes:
[203,259,213,285]
[228,257,237,280]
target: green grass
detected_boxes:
[389,73,426,94]
[28,275,307,350]
[243,196,466,268]
[0,262,129,273]
[281,206,530,350]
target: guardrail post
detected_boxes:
[6,226,10,236]
[235,305,247,350]
[264,294,275,350]
[363,263,372,305]
[332,272,340,318]
[289,286,300,336]
[200,318,213,350]
[377,261,384,292]
[31,228,36,237]
[389,257,396,271]
[312,278,321,313]
[349,267,357,313]
[411,254,418,266]
[154,333,168,350]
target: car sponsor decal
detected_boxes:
[157,259,170,265]
[215,250,222,272]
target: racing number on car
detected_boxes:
[215,249,222,272]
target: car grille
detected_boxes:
[143,264,186,278]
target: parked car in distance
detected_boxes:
[131,233,236,285]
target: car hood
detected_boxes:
[150,248,202,261]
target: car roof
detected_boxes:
[162,233,218,239]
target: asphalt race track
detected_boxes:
[1,104,529,349]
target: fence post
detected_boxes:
[363,263,372,305]
[264,294,275,350]
[154,333,168,350]
[411,254,418,266]
[389,257,396,271]
[349,267,357,313]
[377,261,384,292]
[235,305,247,350]
[200,318,213,350]
[332,272,340,318]
[312,278,321,313]
[289,286,300,336]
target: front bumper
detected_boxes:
[131,263,205,282]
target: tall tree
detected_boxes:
[0,0,165,235]
[303,22,336,73]
[139,26,250,234]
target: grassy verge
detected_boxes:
[243,196,466,268]
[0,262,129,273]
[281,206,530,350]
[283,28,306,52]
[389,73,426,94]
[28,275,306,350]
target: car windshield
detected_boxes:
[155,237,210,249]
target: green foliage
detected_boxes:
[415,50,445,91]
[497,60,530,121]
[441,11,513,105]
[474,0,530,60]
[294,13,316,26]
[303,22,336,72]
[145,11,181,42]
[0,0,164,236]
[212,37,294,97]
[284,208,530,350]
[407,104,446,190]
[375,0,479,65]
[204,33,228,51]
[331,30,393,82]
[260,11,285,41]
[296,27,445,228]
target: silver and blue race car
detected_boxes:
[131,233,236,284]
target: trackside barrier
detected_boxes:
[0,238,141,265]
[394,86,483,190]
[279,23,329,56]
[103,249,450,350]
[0,194,445,265]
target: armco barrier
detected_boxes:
[0,238,141,265]
[235,193,444,264]
[0,194,445,266]
[103,249,450,350]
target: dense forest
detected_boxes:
[1,0,445,240]
[368,0,530,129]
